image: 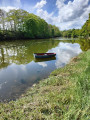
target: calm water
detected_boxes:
[0,38,90,102]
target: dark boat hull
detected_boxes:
[34,56,56,62]
[34,53,56,58]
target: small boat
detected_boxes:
[34,53,56,58]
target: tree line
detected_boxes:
[0,8,89,40]
[0,9,61,40]
[61,13,90,38]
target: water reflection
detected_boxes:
[34,57,56,62]
[0,38,89,102]
[49,42,82,68]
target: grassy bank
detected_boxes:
[0,50,90,120]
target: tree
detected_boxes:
[7,9,29,31]
[0,8,61,40]
[0,9,6,30]
[80,14,90,38]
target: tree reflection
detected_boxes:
[76,39,90,51]
[0,39,60,69]
[0,39,89,70]
[59,39,90,51]
[0,47,10,69]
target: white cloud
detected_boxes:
[36,9,55,23]
[57,17,86,30]
[35,0,90,30]
[0,0,90,30]
[34,0,47,9]
[0,6,19,12]
[56,0,65,9]
[34,0,57,26]
[34,0,57,27]
[0,0,21,12]
[56,0,90,22]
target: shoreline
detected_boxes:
[0,50,90,119]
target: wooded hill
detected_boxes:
[0,9,61,40]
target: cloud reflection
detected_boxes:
[38,62,47,67]
[0,41,83,101]
[48,42,82,68]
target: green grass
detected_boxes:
[0,50,90,120]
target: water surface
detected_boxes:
[0,38,89,102]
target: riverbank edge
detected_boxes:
[0,50,90,120]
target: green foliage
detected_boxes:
[0,9,6,30]
[62,29,80,38]
[0,9,89,40]
[80,14,90,38]
[0,9,61,40]
[6,9,29,31]
[24,15,38,38]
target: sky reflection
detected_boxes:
[0,40,82,101]
[48,42,82,68]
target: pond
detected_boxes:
[0,38,90,102]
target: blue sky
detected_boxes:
[0,0,90,30]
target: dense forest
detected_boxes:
[0,9,61,40]
[0,8,90,40]
[62,13,90,38]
